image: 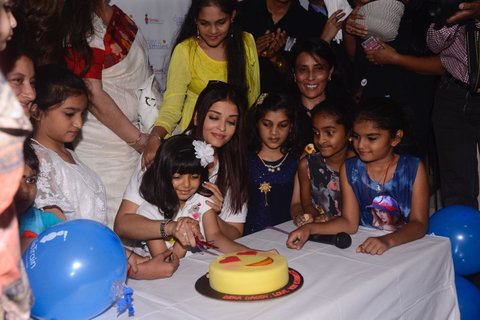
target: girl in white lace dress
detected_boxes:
[30,65,107,224]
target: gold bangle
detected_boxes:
[127,133,142,146]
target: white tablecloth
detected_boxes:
[97,221,459,320]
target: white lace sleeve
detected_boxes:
[33,145,75,217]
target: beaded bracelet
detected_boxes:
[160,219,172,239]
[127,133,143,146]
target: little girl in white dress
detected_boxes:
[134,134,248,258]
[30,65,106,224]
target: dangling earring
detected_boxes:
[229,22,234,38]
[196,27,200,39]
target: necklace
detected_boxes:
[257,152,289,172]
[257,152,289,207]
[366,155,395,194]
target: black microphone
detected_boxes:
[308,232,352,249]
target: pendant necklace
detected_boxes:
[258,152,289,172]
[366,155,395,196]
[257,152,289,207]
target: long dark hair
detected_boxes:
[247,92,299,156]
[60,0,101,76]
[0,31,35,75]
[16,0,64,65]
[191,81,248,214]
[175,0,247,103]
[140,134,209,219]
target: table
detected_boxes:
[97,221,459,320]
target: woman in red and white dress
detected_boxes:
[61,0,159,227]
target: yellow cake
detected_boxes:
[208,250,289,295]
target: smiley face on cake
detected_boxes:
[208,250,289,295]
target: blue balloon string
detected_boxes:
[116,285,134,317]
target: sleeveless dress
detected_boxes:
[66,6,155,227]
[245,153,298,235]
[345,154,419,230]
[306,152,342,217]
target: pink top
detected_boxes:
[426,22,480,84]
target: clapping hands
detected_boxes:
[256,28,287,59]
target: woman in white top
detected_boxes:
[116,81,248,237]
[115,82,249,279]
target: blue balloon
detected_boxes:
[428,205,480,275]
[455,275,480,320]
[23,219,127,320]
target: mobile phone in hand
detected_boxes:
[361,36,383,50]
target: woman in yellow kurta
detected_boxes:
[142,0,260,168]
